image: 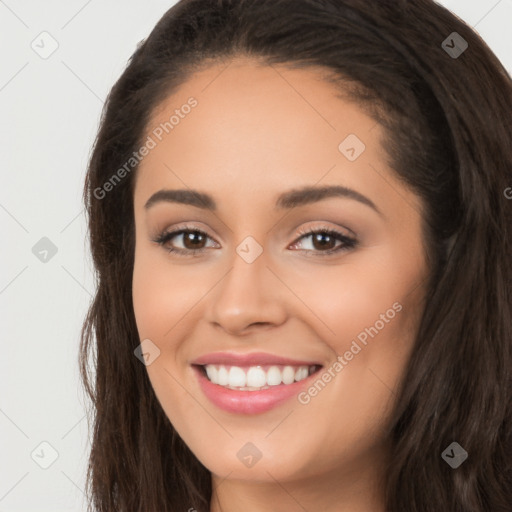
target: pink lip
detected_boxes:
[191,354,323,415]
[191,351,321,367]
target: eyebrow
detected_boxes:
[144,185,381,215]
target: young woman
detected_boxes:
[80,1,512,510]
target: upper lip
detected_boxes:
[191,351,322,367]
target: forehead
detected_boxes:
[133,57,390,212]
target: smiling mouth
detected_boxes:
[195,363,323,391]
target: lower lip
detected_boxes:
[193,365,320,414]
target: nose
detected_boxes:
[205,248,288,336]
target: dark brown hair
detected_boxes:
[80,0,512,510]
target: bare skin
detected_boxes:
[131,56,429,512]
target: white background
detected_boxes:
[1,1,511,510]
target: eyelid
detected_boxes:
[152,222,219,241]
[292,220,357,239]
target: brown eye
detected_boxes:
[310,232,338,251]
[290,227,357,256]
[181,231,207,250]
[153,227,217,256]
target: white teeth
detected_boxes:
[282,365,295,385]
[203,364,317,389]
[295,366,309,381]
[205,365,217,383]
[217,366,229,386]
[246,366,267,387]
[266,366,282,386]
[228,366,246,387]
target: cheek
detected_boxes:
[277,247,425,409]
[132,253,167,339]
[322,250,425,411]
[274,249,422,352]
[327,271,412,350]
[132,249,205,340]
[131,253,202,435]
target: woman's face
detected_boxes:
[132,57,428,490]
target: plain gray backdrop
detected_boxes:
[1,0,511,510]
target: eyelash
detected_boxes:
[152,224,358,258]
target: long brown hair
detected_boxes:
[80,1,512,510]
